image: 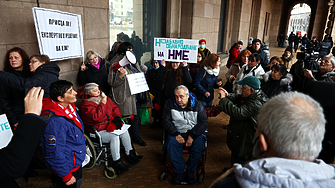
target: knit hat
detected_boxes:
[252,39,261,44]
[285,47,293,54]
[199,39,206,44]
[84,83,99,94]
[237,76,260,90]
[140,65,148,72]
[237,39,243,45]
[248,37,254,45]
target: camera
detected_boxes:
[296,46,319,61]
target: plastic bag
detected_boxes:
[140,108,150,125]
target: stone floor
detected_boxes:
[16,47,290,188]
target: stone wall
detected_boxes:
[0,0,110,88]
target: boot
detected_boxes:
[127,149,143,164]
[112,159,131,175]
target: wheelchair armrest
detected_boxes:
[84,124,98,133]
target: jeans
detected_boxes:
[165,134,205,173]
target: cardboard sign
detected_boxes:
[0,114,13,149]
[154,37,198,63]
[32,7,84,61]
[126,73,149,95]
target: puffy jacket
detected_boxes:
[233,63,264,94]
[77,58,111,94]
[194,67,220,103]
[248,47,269,71]
[162,92,208,139]
[261,71,292,98]
[41,97,85,182]
[0,62,59,97]
[218,91,268,157]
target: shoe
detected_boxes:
[112,159,131,175]
[127,149,143,164]
[173,172,187,185]
[133,137,147,146]
[186,171,196,185]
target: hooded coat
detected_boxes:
[261,71,292,98]
[218,91,268,157]
[233,63,264,94]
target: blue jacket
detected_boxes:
[41,102,86,182]
[194,67,220,103]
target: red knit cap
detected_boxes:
[199,39,206,44]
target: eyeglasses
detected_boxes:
[198,56,202,57]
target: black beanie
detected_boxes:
[285,47,293,54]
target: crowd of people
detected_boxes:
[1,34,335,187]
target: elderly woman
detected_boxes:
[0,47,31,128]
[0,54,59,97]
[233,54,264,94]
[108,42,152,146]
[261,64,292,98]
[194,53,222,107]
[78,83,142,175]
[77,50,110,94]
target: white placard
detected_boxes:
[110,124,131,135]
[154,37,198,63]
[0,114,13,149]
[32,7,84,61]
[126,73,149,95]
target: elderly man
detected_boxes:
[210,92,335,188]
[162,85,208,185]
[218,76,268,169]
[304,55,335,83]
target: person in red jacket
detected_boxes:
[227,40,243,68]
[78,83,142,175]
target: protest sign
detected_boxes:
[126,73,149,95]
[0,114,13,149]
[32,7,84,61]
[154,38,198,63]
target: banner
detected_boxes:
[32,7,84,61]
[126,73,149,95]
[0,114,13,150]
[154,38,198,63]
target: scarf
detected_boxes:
[91,58,101,69]
[204,66,220,76]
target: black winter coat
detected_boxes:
[261,73,292,99]
[248,47,269,71]
[77,58,111,94]
[0,114,47,188]
[0,71,29,127]
[0,63,60,97]
[146,66,166,100]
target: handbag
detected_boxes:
[137,91,150,104]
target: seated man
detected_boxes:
[211,92,334,188]
[41,80,86,188]
[162,85,208,185]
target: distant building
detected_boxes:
[288,3,311,36]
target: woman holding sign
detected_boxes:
[108,42,152,147]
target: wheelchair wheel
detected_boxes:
[105,167,117,179]
[83,134,96,169]
[198,173,204,184]
[160,172,168,182]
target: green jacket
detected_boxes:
[218,90,268,157]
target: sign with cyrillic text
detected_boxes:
[32,7,84,61]
[154,38,198,63]
[126,73,149,95]
[0,114,13,150]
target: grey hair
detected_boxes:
[174,85,189,95]
[84,83,99,94]
[257,91,325,161]
[324,55,335,66]
[245,84,260,93]
[85,50,102,64]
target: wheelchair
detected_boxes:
[83,124,117,179]
[159,131,208,184]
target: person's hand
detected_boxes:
[119,67,127,78]
[216,81,222,86]
[181,61,188,67]
[204,92,210,98]
[65,176,76,186]
[304,69,313,79]
[101,95,107,104]
[13,123,18,128]
[24,87,44,115]
[161,59,166,67]
[186,135,193,147]
[218,88,228,99]
[80,63,86,71]
[175,135,185,144]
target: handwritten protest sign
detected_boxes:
[126,73,149,95]
[0,114,13,149]
[154,38,198,63]
[32,7,84,61]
